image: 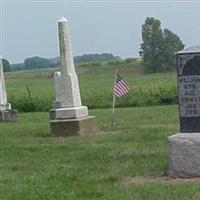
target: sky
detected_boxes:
[1,0,200,63]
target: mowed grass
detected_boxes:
[1,105,200,200]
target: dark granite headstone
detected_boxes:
[176,46,200,132]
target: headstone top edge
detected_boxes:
[176,46,200,55]
[58,16,68,23]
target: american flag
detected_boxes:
[114,74,129,97]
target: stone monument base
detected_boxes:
[0,110,17,122]
[49,106,88,120]
[168,133,200,178]
[49,116,96,136]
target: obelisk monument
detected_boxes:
[0,58,17,122]
[49,17,96,136]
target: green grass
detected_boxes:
[1,105,200,199]
[5,65,177,112]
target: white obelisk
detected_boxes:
[51,17,88,119]
[0,57,11,111]
[49,17,96,136]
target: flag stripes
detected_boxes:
[114,74,129,97]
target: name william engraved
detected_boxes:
[179,75,200,117]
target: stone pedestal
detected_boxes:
[49,106,88,120]
[0,109,17,122]
[168,133,200,178]
[50,116,96,136]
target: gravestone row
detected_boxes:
[1,17,200,178]
[0,17,96,136]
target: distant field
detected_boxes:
[5,63,177,112]
[1,105,200,199]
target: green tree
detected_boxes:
[140,17,184,73]
[2,58,11,72]
[24,56,52,69]
[162,28,184,71]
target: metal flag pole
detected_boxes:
[111,68,118,130]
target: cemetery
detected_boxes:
[1,7,200,200]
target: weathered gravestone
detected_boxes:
[49,17,96,136]
[0,57,17,122]
[168,46,200,178]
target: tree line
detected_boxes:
[3,17,184,73]
[10,53,120,71]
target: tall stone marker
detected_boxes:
[0,58,17,122]
[168,46,200,178]
[49,17,96,136]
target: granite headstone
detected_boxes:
[176,46,200,132]
[168,46,200,178]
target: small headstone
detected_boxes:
[168,46,200,178]
[49,17,96,136]
[0,58,17,122]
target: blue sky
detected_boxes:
[1,0,200,63]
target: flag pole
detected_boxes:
[111,68,118,129]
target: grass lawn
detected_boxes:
[5,67,177,111]
[1,105,200,199]
[6,67,176,99]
